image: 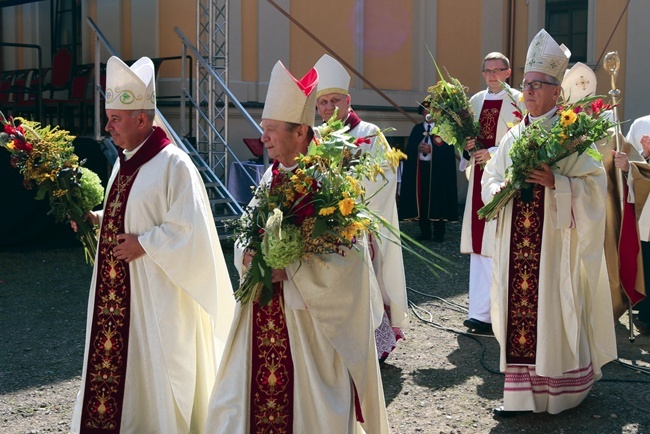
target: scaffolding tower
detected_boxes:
[196,0,228,176]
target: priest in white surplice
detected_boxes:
[71,56,235,433]
[205,61,390,433]
[314,54,408,362]
[461,52,523,335]
[482,30,617,417]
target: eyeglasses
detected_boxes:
[520,80,558,91]
[482,68,509,74]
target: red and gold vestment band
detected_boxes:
[79,128,170,432]
[249,284,295,433]
[470,99,502,253]
[506,185,545,365]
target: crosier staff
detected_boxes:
[604,52,624,203]
[604,51,636,343]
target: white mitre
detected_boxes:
[561,62,597,104]
[262,61,318,125]
[524,29,571,82]
[314,54,350,98]
[105,56,156,110]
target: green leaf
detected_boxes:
[311,218,329,238]
[250,255,274,306]
[35,185,48,200]
[585,146,603,162]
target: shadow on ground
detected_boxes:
[0,247,91,394]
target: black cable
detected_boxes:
[408,299,503,376]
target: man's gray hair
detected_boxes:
[542,73,560,86]
[130,109,156,120]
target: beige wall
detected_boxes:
[437,0,482,94]
[241,0,259,82]
[159,0,195,77]
[510,0,530,88]
[288,2,357,78]
[593,0,628,121]
[362,0,413,91]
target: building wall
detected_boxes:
[1,1,645,134]
[511,0,631,123]
[624,0,650,127]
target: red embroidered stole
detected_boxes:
[250,283,294,433]
[79,128,170,432]
[345,110,362,130]
[250,163,294,431]
[471,99,503,253]
[505,185,545,365]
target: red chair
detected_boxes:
[61,64,93,133]
[47,48,72,98]
[42,48,73,125]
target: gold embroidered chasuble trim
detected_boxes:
[79,172,137,431]
[506,186,545,365]
[250,286,294,433]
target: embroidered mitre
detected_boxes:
[561,62,597,105]
[524,29,571,83]
[105,56,156,111]
[262,61,318,126]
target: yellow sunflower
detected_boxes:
[559,109,577,128]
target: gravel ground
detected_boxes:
[1,220,649,433]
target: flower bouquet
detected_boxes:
[477,96,615,221]
[426,60,481,154]
[228,111,449,305]
[0,112,104,264]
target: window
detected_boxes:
[545,0,588,62]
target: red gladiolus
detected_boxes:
[293,201,315,225]
[573,105,583,114]
[12,138,32,152]
[590,98,612,115]
[3,117,24,136]
[355,136,371,146]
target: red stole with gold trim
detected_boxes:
[505,185,545,365]
[79,127,170,432]
[250,163,295,432]
[471,99,503,253]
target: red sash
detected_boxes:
[471,99,502,253]
[505,185,544,365]
[79,128,170,432]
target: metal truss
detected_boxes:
[196,0,228,177]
